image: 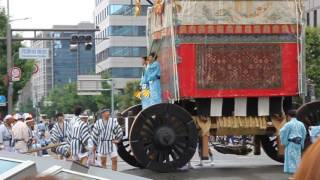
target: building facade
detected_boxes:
[31,32,53,105]
[31,22,96,104]
[306,0,320,27]
[52,23,96,86]
[94,0,149,89]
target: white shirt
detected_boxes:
[12,121,29,142]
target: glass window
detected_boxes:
[108,5,149,16]
[108,26,146,36]
[108,47,147,57]
[109,67,143,78]
[109,5,132,16]
[97,47,147,62]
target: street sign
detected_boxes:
[77,75,102,96]
[19,48,49,59]
[9,67,21,82]
[0,95,6,106]
[32,64,39,74]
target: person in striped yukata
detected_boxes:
[50,113,70,159]
[92,109,123,170]
[69,106,91,165]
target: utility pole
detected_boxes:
[111,79,115,118]
[6,0,13,114]
[77,42,80,75]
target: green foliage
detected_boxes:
[0,10,34,114]
[40,83,107,118]
[306,27,320,97]
[40,72,114,118]
[116,81,141,111]
[40,80,141,118]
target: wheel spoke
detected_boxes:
[158,151,164,162]
[141,126,154,136]
[173,145,183,158]
[144,119,154,130]
[170,121,185,130]
[175,135,188,143]
[164,150,170,163]
[175,142,187,149]
[155,115,165,125]
[144,143,154,151]
[169,149,178,160]
[148,115,160,127]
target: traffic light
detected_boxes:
[84,35,93,50]
[69,34,93,51]
[78,35,86,43]
[70,34,79,44]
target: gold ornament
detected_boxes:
[135,0,141,16]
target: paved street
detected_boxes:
[118,150,288,180]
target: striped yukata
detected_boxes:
[50,121,70,157]
[50,121,70,143]
[92,118,123,156]
[27,127,34,150]
[69,117,90,160]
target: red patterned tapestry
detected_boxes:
[196,44,282,90]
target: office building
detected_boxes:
[31,32,53,104]
[94,0,149,89]
[52,23,96,86]
[31,22,96,104]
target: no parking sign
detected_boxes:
[9,67,21,82]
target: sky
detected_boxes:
[1,0,94,29]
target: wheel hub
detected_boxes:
[154,126,176,148]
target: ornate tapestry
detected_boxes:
[150,0,300,34]
[196,44,282,90]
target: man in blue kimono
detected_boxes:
[145,53,162,106]
[139,56,150,109]
[280,110,306,179]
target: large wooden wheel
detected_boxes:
[117,105,143,168]
[129,103,198,172]
[297,101,320,149]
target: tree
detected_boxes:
[40,82,113,118]
[306,27,320,97]
[0,10,34,115]
[116,81,141,111]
